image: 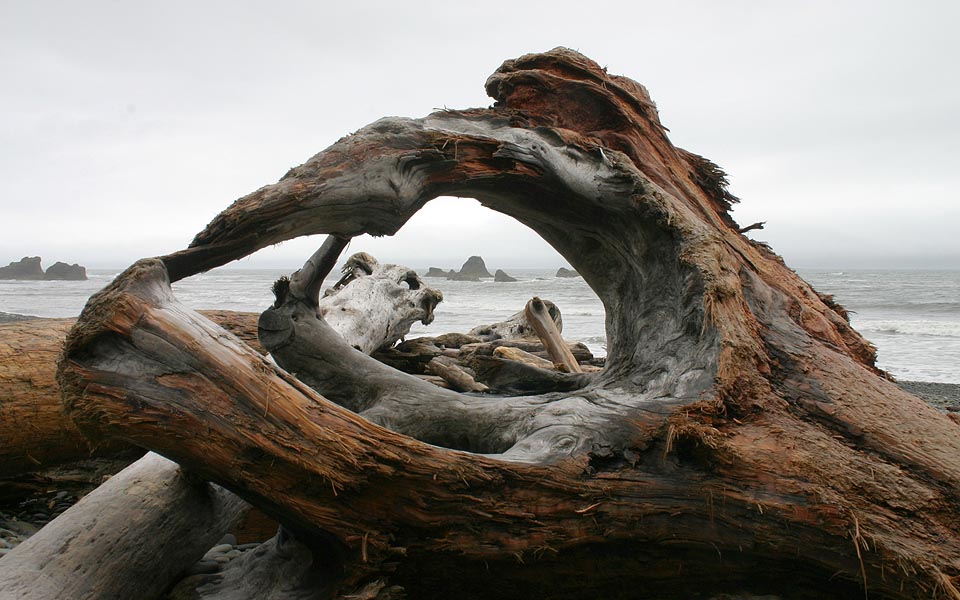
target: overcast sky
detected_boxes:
[2,1,958,270]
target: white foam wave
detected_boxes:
[853,318,960,338]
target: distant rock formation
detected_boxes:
[458,256,493,279]
[423,267,455,278]
[0,256,88,280]
[494,269,517,282]
[556,267,580,278]
[45,262,88,281]
[423,257,495,282]
[0,257,44,280]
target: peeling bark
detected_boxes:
[55,48,960,599]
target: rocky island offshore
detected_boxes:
[423,255,499,282]
[423,256,570,283]
[0,257,87,280]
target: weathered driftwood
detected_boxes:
[468,298,563,341]
[57,48,960,599]
[492,345,556,370]
[318,250,442,354]
[458,338,594,363]
[0,311,259,481]
[0,318,130,478]
[466,354,591,395]
[0,258,437,481]
[424,355,488,392]
[0,453,249,600]
[3,254,442,598]
[524,296,582,373]
[371,325,596,385]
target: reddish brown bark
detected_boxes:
[0,311,260,481]
[55,49,960,599]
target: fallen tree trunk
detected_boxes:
[57,48,960,599]
[0,452,249,600]
[468,297,563,341]
[458,338,594,363]
[0,318,130,478]
[0,311,260,481]
[1,259,437,595]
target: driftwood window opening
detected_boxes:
[9,48,954,600]
[335,198,609,388]
[323,194,609,353]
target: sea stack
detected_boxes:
[0,257,44,280]
[0,257,89,280]
[45,262,88,281]
[494,269,518,282]
[556,267,580,278]
[457,256,493,279]
[423,267,455,278]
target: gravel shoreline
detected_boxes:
[897,380,960,412]
[0,311,42,324]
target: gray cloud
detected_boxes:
[2,1,957,269]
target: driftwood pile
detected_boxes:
[1,48,959,600]
[0,248,601,598]
[376,295,601,395]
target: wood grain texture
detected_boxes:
[0,453,248,600]
[0,311,260,479]
[56,48,960,598]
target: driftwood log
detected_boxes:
[0,311,258,482]
[52,48,960,599]
[1,256,445,599]
[318,250,442,354]
[0,453,248,600]
[468,297,563,341]
[0,318,130,480]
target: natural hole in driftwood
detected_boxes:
[248,181,715,462]
[331,195,609,360]
[45,49,960,600]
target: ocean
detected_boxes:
[1,267,957,384]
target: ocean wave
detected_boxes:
[854,318,960,338]
[854,301,960,315]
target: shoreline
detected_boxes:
[0,311,41,324]
[896,380,960,412]
[2,311,957,411]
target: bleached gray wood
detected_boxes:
[524,297,582,373]
[424,356,488,392]
[318,252,442,354]
[468,298,563,341]
[0,453,248,600]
